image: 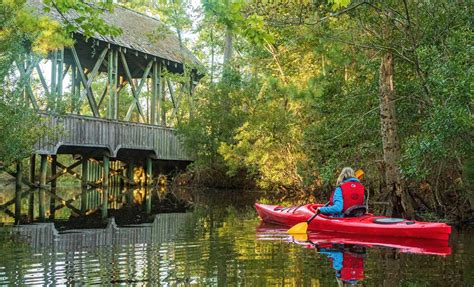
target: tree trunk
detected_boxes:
[379,52,414,218]
[223,27,233,65]
[222,26,233,80]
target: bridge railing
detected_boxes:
[36,114,190,161]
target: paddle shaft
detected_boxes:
[306,201,330,224]
[306,211,320,223]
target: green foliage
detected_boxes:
[0,100,46,166]
[182,0,473,214]
[0,0,121,165]
[178,69,248,165]
[401,25,473,180]
[202,0,273,47]
[218,79,305,189]
[44,0,121,38]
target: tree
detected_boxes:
[0,0,120,166]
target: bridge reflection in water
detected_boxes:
[9,213,191,252]
[1,213,192,285]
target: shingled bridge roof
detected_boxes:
[28,0,201,74]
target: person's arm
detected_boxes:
[319,187,343,215]
[319,249,343,271]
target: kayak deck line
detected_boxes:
[255,203,452,240]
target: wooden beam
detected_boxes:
[102,156,109,219]
[151,61,161,125]
[71,46,100,117]
[0,207,15,218]
[60,63,70,83]
[0,188,32,214]
[29,155,35,221]
[120,50,149,121]
[53,160,100,187]
[113,49,119,119]
[48,159,83,183]
[55,49,64,110]
[49,155,57,220]
[39,155,47,221]
[15,161,22,224]
[71,64,76,113]
[145,158,152,214]
[44,188,82,216]
[108,49,114,119]
[15,60,40,110]
[78,47,108,107]
[36,64,50,99]
[50,50,57,110]
[161,77,166,126]
[98,85,109,109]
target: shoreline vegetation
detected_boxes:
[0,1,472,225]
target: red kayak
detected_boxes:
[256,223,452,256]
[255,203,451,240]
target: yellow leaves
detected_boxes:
[31,17,73,55]
[328,0,352,10]
[3,3,73,56]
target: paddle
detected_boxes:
[287,169,365,237]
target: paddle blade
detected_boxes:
[287,222,308,235]
[355,169,364,179]
[292,233,308,241]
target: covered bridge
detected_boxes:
[4,0,201,223]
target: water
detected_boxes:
[0,189,473,286]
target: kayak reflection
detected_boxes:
[256,222,452,256]
[256,223,451,285]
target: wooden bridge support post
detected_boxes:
[127,161,135,206]
[151,60,161,125]
[28,155,36,221]
[102,156,110,220]
[49,155,57,220]
[145,158,152,214]
[15,161,22,225]
[39,155,47,221]
[50,51,57,110]
[81,157,89,213]
[108,47,115,119]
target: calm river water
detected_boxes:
[0,189,473,286]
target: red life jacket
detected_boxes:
[330,181,365,212]
[340,252,365,281]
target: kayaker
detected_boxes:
[318,167,365,217]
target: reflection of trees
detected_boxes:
[0,206,471,285]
